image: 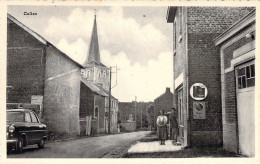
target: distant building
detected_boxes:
[166,7,254,147]
[118,101,153,131]
[154,87,173,130]
[214,10,255,157]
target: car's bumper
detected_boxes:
[7,139,18,151]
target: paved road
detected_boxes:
[8,131,151,158]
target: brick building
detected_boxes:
[154,87,174,130]
[166,7,254,147]
[214,10,255,157]
[7,14,84,138]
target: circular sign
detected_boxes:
[190,83,208,100]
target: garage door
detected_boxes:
[235,60,255,157]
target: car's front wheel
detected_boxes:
[16,137,24,153]
[38,139,45,149]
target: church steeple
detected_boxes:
[84,13,101,66]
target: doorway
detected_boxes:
[235,60,255,157]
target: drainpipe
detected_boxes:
[184,7,191,147]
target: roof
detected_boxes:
[166,7,177,23]
[7,13,48,45]
[6,109,31,112]
[214,9,256,46]
[7,13,84,68]
[99,87,118,100]
[154,88,173,101]
[81,79,108,97]
[83,15,104,67]
[85,61,107,68]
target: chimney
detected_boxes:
[166,87,170,93]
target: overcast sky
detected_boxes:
[8,5,173,102]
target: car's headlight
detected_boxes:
[8,124,15,133]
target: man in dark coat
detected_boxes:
[169,108,178,142]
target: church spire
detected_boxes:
[84,12,101,66]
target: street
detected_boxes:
[8,131,151,158]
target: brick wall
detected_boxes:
[7,18,46,103]
[187,7,254,34]
[221,24,255,153]
[188,33,223,146]
[185,7,254,146]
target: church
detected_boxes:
[80,14,119,134]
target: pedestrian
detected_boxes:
[156,109,168,145]
[169,107,178,142]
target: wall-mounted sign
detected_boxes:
[190,83,208,100]
[31,95,43,105]
[193,101,206,119]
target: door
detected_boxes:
[177,88,184,143]
[235,61,255,157]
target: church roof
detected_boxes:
[83,15,104,67]
[81,79,108,97]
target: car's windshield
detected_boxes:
[7,111,24,122]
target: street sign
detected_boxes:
[190,83,208,100]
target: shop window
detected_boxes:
[237,64,255,89]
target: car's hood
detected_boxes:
[6,121,27,131]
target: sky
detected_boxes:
[8,5,173,102]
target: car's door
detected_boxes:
[24,111,33,144]
[30,112,46,142]
[29,112,41,143]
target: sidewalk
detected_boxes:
[127,140,182,153]
[123,133,241,158]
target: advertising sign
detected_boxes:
[190,83,208,100]
[193,101,206,119]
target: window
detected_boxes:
[103,70,106,77]
[237,64,255,89]
[25,112,32,122]
[30,112,39,123]
[94,107,99,118]
[87,70,90,77]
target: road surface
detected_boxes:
[8,131,151,158]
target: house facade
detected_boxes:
[214,10,255,157]
[166,7,254,147]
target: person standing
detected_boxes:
[169,108,178,142]
[156,110,168,145]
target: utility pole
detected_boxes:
[141,106,142,129]
[107,66,119,134]
[135,96,137,124]
[108,67,112,134]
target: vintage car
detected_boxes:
[6,109,47,153]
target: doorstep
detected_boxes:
[127,140,183,153]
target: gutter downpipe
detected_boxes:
[185,7,191,148]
